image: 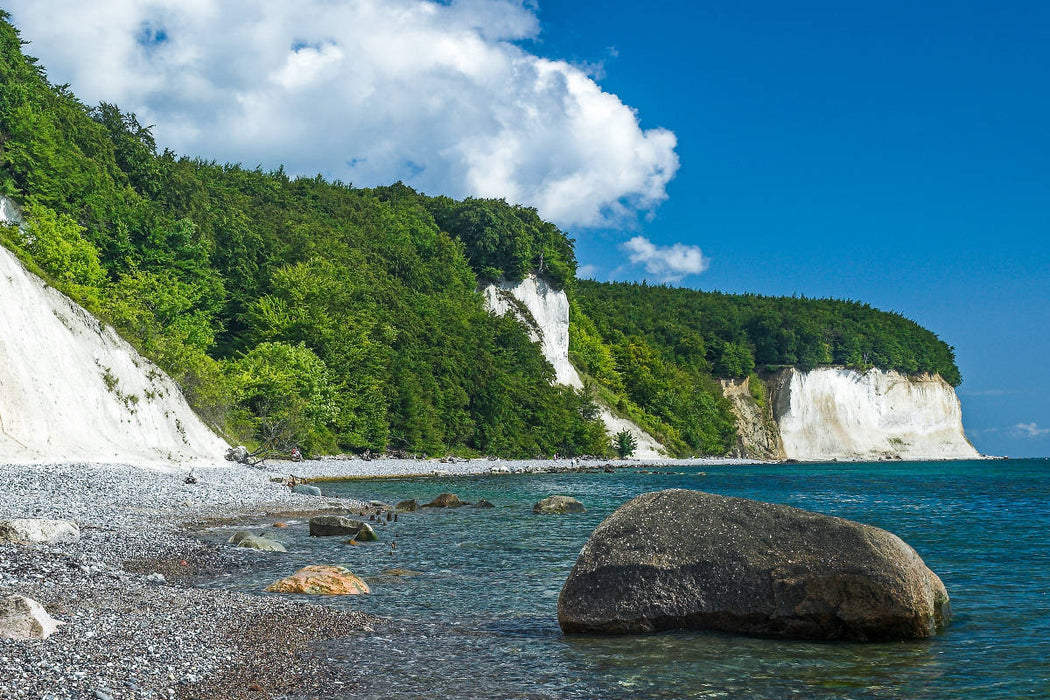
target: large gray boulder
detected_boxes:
[309,515,376,540]
[558,489,950,641]
[0,519,80,545]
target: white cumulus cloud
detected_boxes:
[622,235,710,282]
[4,0,678,229]
[1011,422,1050,438]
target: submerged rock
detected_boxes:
[0,518,80,545]
[265,565,370,595]
[558,489,950,641]
[291,484,322,496]
[533,496,585,514]
[0,595,63,639]
[236,535,287,552]
[309,515,375,540]
[423,493,469,508]
[396,499,418,512]
[474,499,496,509]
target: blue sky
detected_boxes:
[530,0,1050,457]
[7,0,1048,456]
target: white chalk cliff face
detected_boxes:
[0,199,229,467]
[772,368,979,461]
[482,275,664,458]
[482,276,583,389]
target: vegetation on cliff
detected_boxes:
[0,14,961,458]
[569,281,960,456]
[0,15,601,458]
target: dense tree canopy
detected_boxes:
[575,281,961,385]
[0,14,605,458]
[0,13,961,459]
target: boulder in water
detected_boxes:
[291,484,322,496]
[558,489,950,641]
[533,496,585,514]
[474,499,496,509]
[265,565,370,595]
[396,499,418,512]
[0,519,80,545]
[0,595,63,639]
[344,522,378,543]
[309,515,375,540]
[423,493,469,508]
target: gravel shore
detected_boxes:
[0,460,382,700]
[0,455,754,699]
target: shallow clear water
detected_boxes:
[204,459,1050,698]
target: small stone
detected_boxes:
[0,595,64,640]
[236,535,287,552]
[0,519,80,545]
[422,493,469,508]
[532,495,585,514]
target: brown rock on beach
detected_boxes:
[266,566,371,595]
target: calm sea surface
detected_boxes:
[205,459,1050,698]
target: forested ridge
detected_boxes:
[0,14,961,459]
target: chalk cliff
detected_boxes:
[0,199,229,467]
[482,275,665,458]
[723,368,979,461]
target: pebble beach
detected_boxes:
[0,455,756,699]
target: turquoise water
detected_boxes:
[206,459,1050,698]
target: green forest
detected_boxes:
[0,14,961,459]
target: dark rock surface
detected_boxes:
[422,493,469,508]
[309,515,372,538]
[533,495,585,514]
[558,489,950,641]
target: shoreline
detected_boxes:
[0,453,1000,699]
[0,460,380,700]
[0,455,748,699]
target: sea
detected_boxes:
[204,459,1050,699]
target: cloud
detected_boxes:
[1011,422,1050,439]
[621,235,710,282]
[5,0,678,229]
